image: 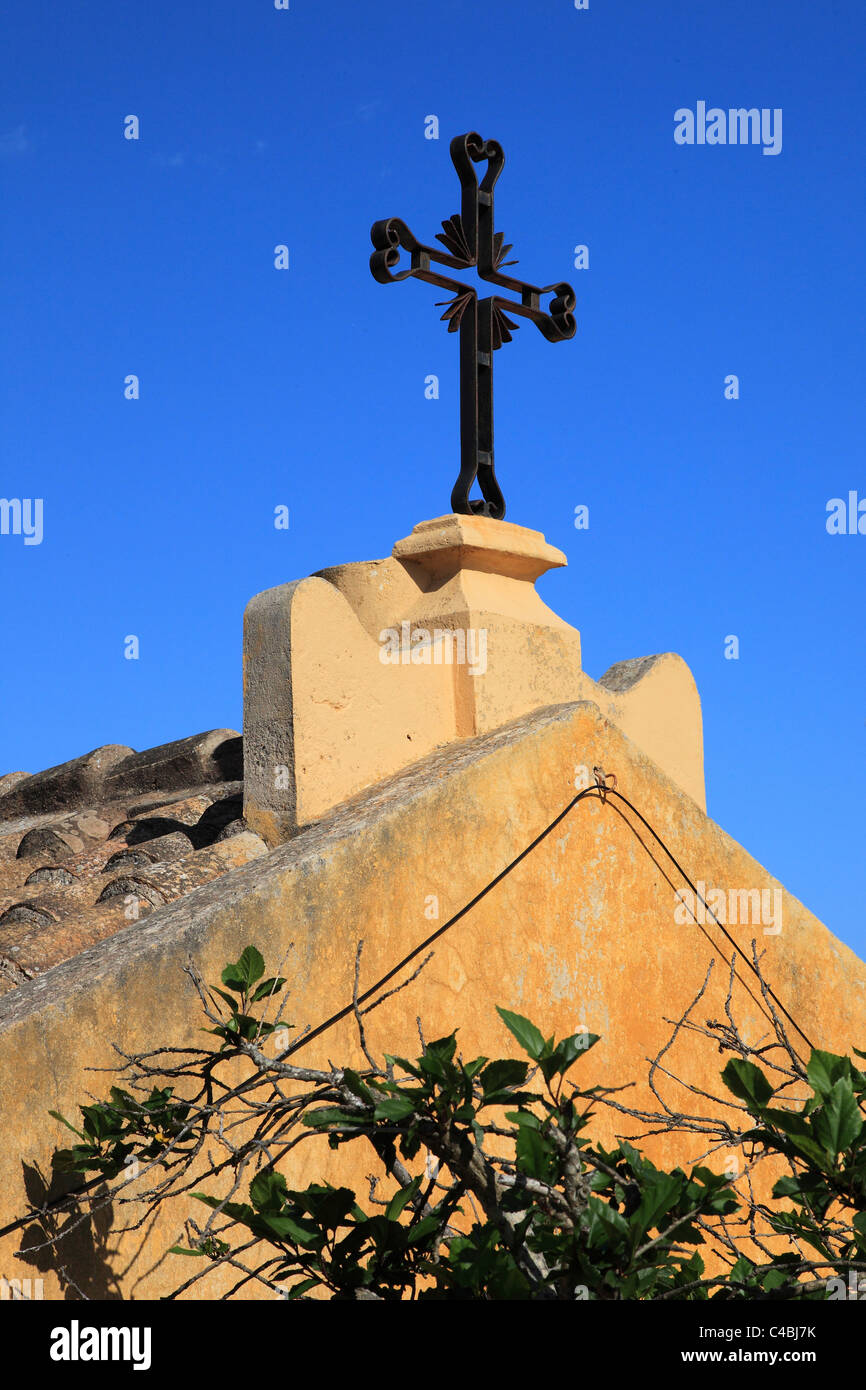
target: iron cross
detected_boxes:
[370,131,577,520]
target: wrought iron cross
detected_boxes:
[370,131,576,521]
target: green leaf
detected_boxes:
[516,1124,556,1181]
[217,974,246,995]
[728,1255,756,1285]
[48,1110,85,1139]
[630,1172,684,1241]
[383,1055,424,1080]
[250,1169,289,1213]
[558,1031,600,1069]
[341,1069,374,1103]
[812,1079,863,1155]
[761,1107,815,1140]
[416,1035,459,1083]
[209,986,241,1011]
[221,945,265,992]
[258,1213,320,1246]
[750,1124,833,1170]
[426,1034,458,1062]
[761,1266,792,1292]
[373,1096,416,1122]
[293,1185,356,1229]
[80,1104,121,1141]
[239,945,265,985]
[496,1007,545,1062]
[250,976,286,1003]
[461,1056,488,1081]
[538,1034,599,1083]
[721,1059,774,1110]
[806,1050,848,1099]
[617,1139,649,1176]
[168,1246,206,1257]
[505,1109,542,1129]
[585,1194,630,1246]
[283,1277,319,1300]
[386,1176,421,1222]
[480,1059,529,1101]
[303,1106,365,1129]
[407,1214,442,1246]
[190,1194,255,1230]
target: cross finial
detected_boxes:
[370,132,576,520]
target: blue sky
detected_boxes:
[1,1,864,954]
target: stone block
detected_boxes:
[102,731,242,801]
[244,515,705,844]
[0,746,133,821]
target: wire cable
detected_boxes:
[285,776,814,1059]
[0,772,815,1240]
[602,785,814,1051]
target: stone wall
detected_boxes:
[1,701,863,1298]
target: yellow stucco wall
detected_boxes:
[242,516,706,845]
[1,700,863,1299]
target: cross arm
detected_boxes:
[491,282,577,343]
[370,218,472,297]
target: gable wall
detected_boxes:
[1,701,862,1298]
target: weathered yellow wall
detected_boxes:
[242,516,706,845]
[1,701,863,1298]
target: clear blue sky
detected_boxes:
[2,1,864,954]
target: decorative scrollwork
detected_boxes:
[370,133,577,521]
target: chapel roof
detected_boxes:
[0,731,268,994]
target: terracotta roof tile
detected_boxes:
[127,793,214,825]
[0,730,270,991]
[0,772,30,798]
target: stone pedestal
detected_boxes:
[389,515,581,738]
[243,515,705,845]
